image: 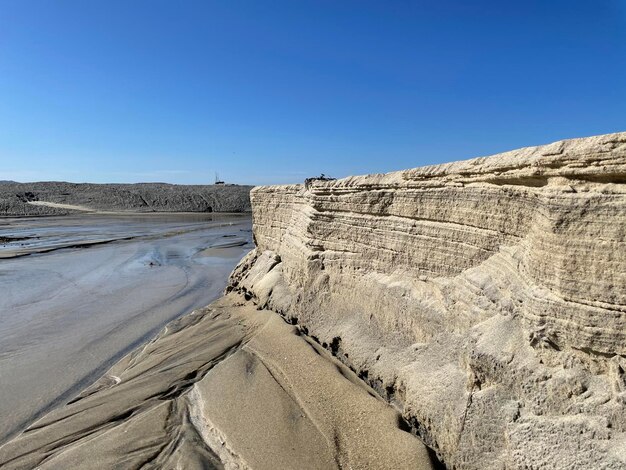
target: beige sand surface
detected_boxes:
[0,294,434,470]
[238,131,626,469]
[0,214,253,443]
[27,201,96,212]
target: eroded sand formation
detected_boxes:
[228,132,626,469]
[1,132,624,469]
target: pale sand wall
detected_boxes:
[230,132,626,469]
[2,132,624,469]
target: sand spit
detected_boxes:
[0,235,137,258]
[0,294,434,470]
[26,201,97,212]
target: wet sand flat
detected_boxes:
[0,213,253,444]
[0,294,434,470]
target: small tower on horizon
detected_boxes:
[215,172,225,185]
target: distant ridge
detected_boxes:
[0,181,253,216]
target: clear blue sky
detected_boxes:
[1,1,625,185]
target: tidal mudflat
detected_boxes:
[0,213,252,444]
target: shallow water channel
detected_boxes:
[0,213,252,443]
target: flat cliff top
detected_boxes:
[254,131,626,192]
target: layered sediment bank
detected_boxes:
[1,132,624,469]
[229,132,626,469]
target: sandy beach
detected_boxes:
[0,294,434,470]
[0,213,436,469]
[0,213,253,444]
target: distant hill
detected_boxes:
[0,181,253,217]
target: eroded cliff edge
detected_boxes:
[229,132,626,469]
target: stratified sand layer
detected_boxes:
[231,132,626,469]
[0,294,434,470]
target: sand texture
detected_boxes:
[0,182,252,216]
[0,295,433,470]
[0,215,253,444]
[228,132,626,469]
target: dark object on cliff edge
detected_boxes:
[305,174,337,189]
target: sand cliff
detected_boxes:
[229,132,626,469]
[1,132,624,469]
